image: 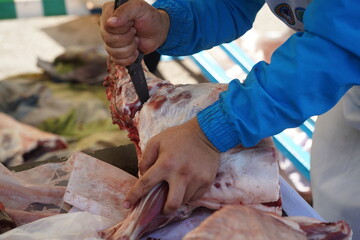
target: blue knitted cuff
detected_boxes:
[152,0,188,53]
[197,100,241,153]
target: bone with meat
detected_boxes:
[100,58,281,240]
[182,205,353,240]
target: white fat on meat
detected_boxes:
[135,83,227,150]
[102,59,282,239]
[107,60,281,212]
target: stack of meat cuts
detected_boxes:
[0,60,352,239]
[100,58,353,240]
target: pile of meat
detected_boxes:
[99,58,353,240]
[0,59,353,239]
[0,151,352,239]
[0,151,135,236]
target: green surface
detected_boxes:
[42,0,66,16]
[0,0,16,19]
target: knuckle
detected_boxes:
[126,55,137,66]
[141,42,157,55]
[130,42,139,52]
[178,165,191,176]
[112,58,129,67]
[162,157,176,171]
[103,37,115,46]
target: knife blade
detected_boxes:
[114,0,150,104]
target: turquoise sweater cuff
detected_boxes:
[197,100,241,153]
[152,0,188,54]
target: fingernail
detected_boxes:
[107,17,118,24]
[123,201,131,209]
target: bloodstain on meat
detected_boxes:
[262,197,282,208]
[300,221,352,240]
[148,95,167,110]
[170,91,192,104]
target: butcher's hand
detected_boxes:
[99,0,170,66]
[123,117,221,215]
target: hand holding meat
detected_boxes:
[100,0,170,66]
[101,59,281,239]
[123,117,221,215]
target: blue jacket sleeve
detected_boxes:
[153,0,264,55]
[198,0,360,151]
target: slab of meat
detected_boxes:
[182,205,353,240]
[63,152,137,222]
[0,155,74,226]
[0,113,67,167]
[101,58,281,239]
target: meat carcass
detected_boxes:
[182,205,353,240]
[0,113,67,167]
[100,58,281,239]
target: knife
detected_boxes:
[114,0,150,104]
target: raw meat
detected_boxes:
[0,202,17,234]
[0,211,113,240]
[0,155,74,226]
[5,209,57,227]
[63,152,137,222]
[0,150,135,231]
[100,182,195,240]
[182,205,353,240]
[0,113,67,166]
[102,59,281,239]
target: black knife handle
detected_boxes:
[114,0,150,104]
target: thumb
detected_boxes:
[107,0,141,27]
[139,137,159,175]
